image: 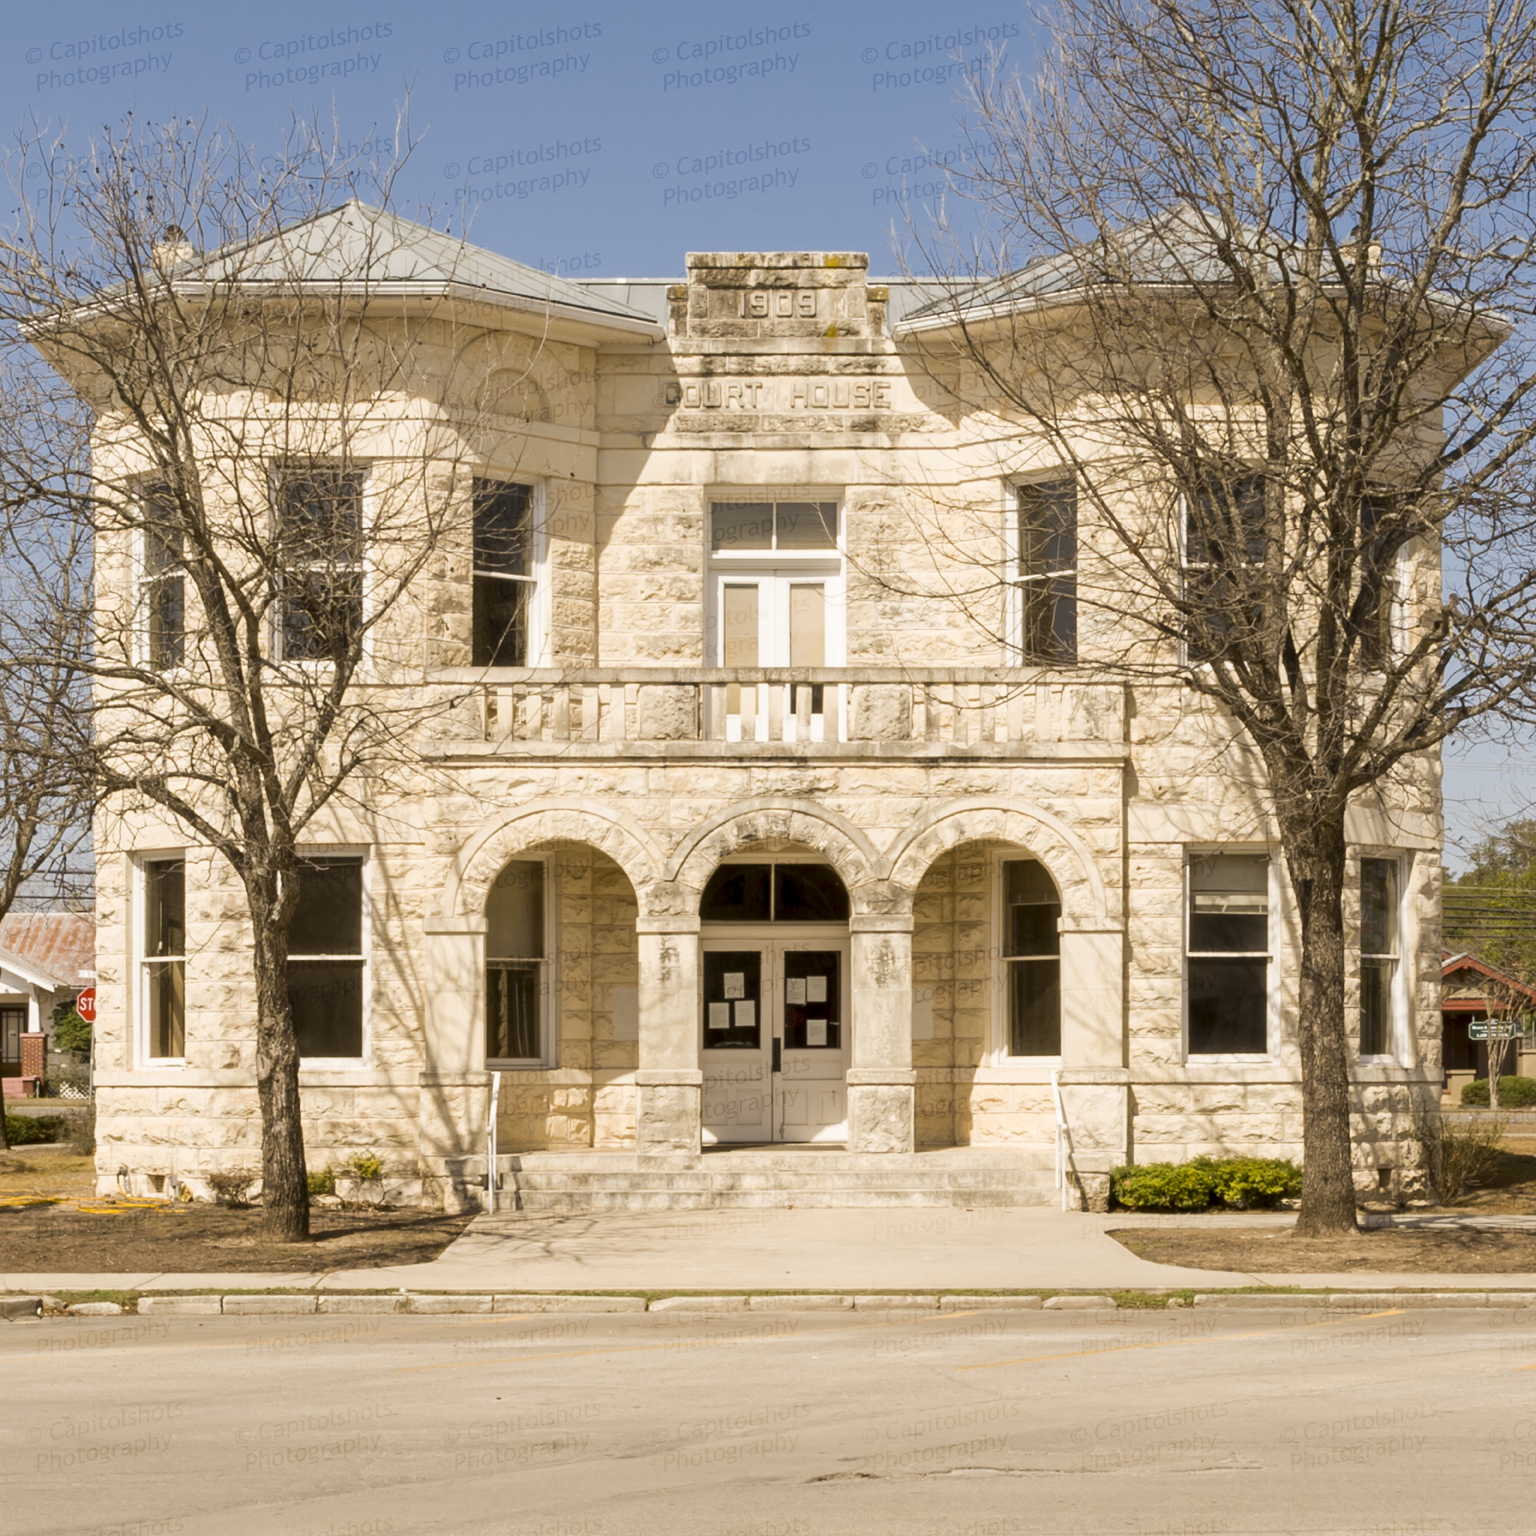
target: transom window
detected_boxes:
[1014,479,1077,664]
[710,501,838,553]
[473,480,537,666]
[699,863,850,923]
[272,467,364,662]
[486,860,547,1064]
[142,858,186,1061]
[1360,857,1400,1056]
[1001,859,1061,1056]
[289,857,366,1059]
[1187,854,1271,1055]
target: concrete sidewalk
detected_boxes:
[7,1206,1536,1295]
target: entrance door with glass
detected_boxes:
[701,935,850,1143]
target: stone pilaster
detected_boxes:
[418,916,488,1170]
[848,915,915,1153]
[636,915,702,1154]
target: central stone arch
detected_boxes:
[665,797,882,913]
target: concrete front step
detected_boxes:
[492,1147,1062,1211]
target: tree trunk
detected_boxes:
[250,872,309,1242]
[1288,815,1361,1237]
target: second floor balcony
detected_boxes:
[427,668,1129,759]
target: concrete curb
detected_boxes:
[15,1289,1536,1320]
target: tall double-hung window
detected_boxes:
[1183,475,1266,663]
[1359,857,1400,1057]
[141,858,186,1061]
[1000,858,1062,1056]
[1014,479,1077,663]
[473,480,537,666]
[1187,854,1271,1055]
[485,860,547,1064]
[288,856,367,1059]
[140,484,185,670]
[272,467,365,661]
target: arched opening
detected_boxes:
[697,850,851,1146]
[484,842,639,1150]
[913,842,1062,1149]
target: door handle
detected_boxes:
[771,1038,782,1074]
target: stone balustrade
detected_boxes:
[428,669,1128,753]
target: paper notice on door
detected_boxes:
[807,1018,827,1046]
[735,1000,755,1032]
[708,1002,731,1031]
[786,978,806,1006]
[723,972,745,1000]
[806,975,827,1004]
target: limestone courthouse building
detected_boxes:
[79,205,1443,1210]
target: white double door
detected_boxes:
[700,930,850,1144]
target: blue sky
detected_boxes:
[2,0,1523,864]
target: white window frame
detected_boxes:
[988,850,1064,1066]
[1005,474,1078,666]
[1358,851,1409,1063]
[290,847,371,1068]
[135,482,186,673]
[705,493,845,668]
[485,851,556,1071]
[135,851,188,1068]
[269,463,370,667]
[473,475,549,669]
[1183,850,1282,1063]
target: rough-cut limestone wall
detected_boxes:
[496,847,639,1150]
[596,485,706,664]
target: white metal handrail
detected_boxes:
[1050,1069,1074,1213]
[485,1071,501,1214]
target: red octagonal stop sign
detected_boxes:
[75,987,96,1024]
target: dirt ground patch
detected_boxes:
[1449,1139,1536,1214]
[1111,1225,1536,1274]
[0,1196,473,1272]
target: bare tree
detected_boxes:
[0,116,537,1235]
[891,0,1536,1233]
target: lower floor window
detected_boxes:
[485,859,546,1063]
[288,857,366,1058]
[1187,854,1270,1054]
[1002,859,1062,1056]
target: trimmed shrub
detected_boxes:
[307,1167,336,1197]
[1111,1161,1220,1211]
[1111,1155,1304,1211]
[5,1114,65,1146]
[1460,1076,1536,1108]
[1208,1156,1304,1209]
[207,1167,258,1205]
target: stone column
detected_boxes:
[418,915,491,1210]
[635,915,702,1155]
[847,915,915,1154]
[1057,921,1128,1210]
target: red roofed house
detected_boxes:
[1441,950,1536,1102]
[0,913,95,1096]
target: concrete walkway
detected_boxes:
[7,1206,1536,1294]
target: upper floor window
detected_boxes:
[473,480,536,667]
[1001,858,1061,1056]
[141,857,186,1061]
[486,859,547,1064]
[1187,853,1271,1055]
[140,485,185,671]
[272,467,364,662]
[1014,479,1077,664]
[289,856,366,1059]
[1183,475,1266,664]
[1360,856,1400,1056]
[1356,495,1401,672]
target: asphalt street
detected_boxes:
[7,1301,1526,1535]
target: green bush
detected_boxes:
[1460,1076,1536,1108]
[5,1114,65,1146]
[307,1167,336,1197]
[1111,1161,1220,1210]
[345,1150,384,1182]
[1111,1155,1304,1211]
